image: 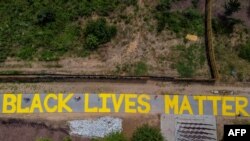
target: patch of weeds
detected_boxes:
[36,138,52,141]
[39,50,59,61]
[0,46,10,62]
[115,61,148,76]
[93,132,127,141]
[174,44,206,77]
[0,70,21,75]
[239,40,250,62]
[134,61,148,76]
[17,47,36,60]
[131,124,164,141]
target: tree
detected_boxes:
[224,0,241,16]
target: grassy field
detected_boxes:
[0,0,250,80]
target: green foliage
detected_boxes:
[192,0,199,8]
[93,132,127,141]
[224,0,241,16]
[84,18,117,51]
[85,34,99,50]
[39,50,59,61]
[63,136,72,141]
[17,46,36,60]
[131,124,164,141]
[36,138,52,141]
[0,0,134,62]
[156,8,204,35]
[0,46,10,62]
[115,61,148,76]
[174,44,206,77]
[134,61,148,76]
[239,41,250,62]
[212,17,242,35]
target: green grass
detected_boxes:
[174,44,206,77]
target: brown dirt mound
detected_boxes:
[0,118,89,141]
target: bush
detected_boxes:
[84,18,117,50]
[17,47,36,60]
[156,8,204,35]
[131,124,164,141]
[134,61,148,76]
[0,46,10,62]
[93,132,127,141]
[224,0,241,16]
[85,34,99,50]
[212,16,242,35]
[239,41,250,62]
[39,50,59,61]
[192,0,199,8]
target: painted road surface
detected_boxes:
[0,93,250,116]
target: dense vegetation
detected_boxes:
[155,0,204,36]
[0,0,136,61]
[84,18,117,51]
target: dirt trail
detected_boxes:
[0,81,249,96]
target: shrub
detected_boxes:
[134,61,148,76]
[224,0,241,16]
[17,47,36,60]
[84,18,117,50]
[131,124,164,141]
[93,132,127,141]
[36,9,56,26]
[39,50,59,61]
[212,16,242,35]
[85,34,99,50]
[192,0,199,8]
[176,62,195,77]
[0,46,10,62]
[239,41,250,62]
